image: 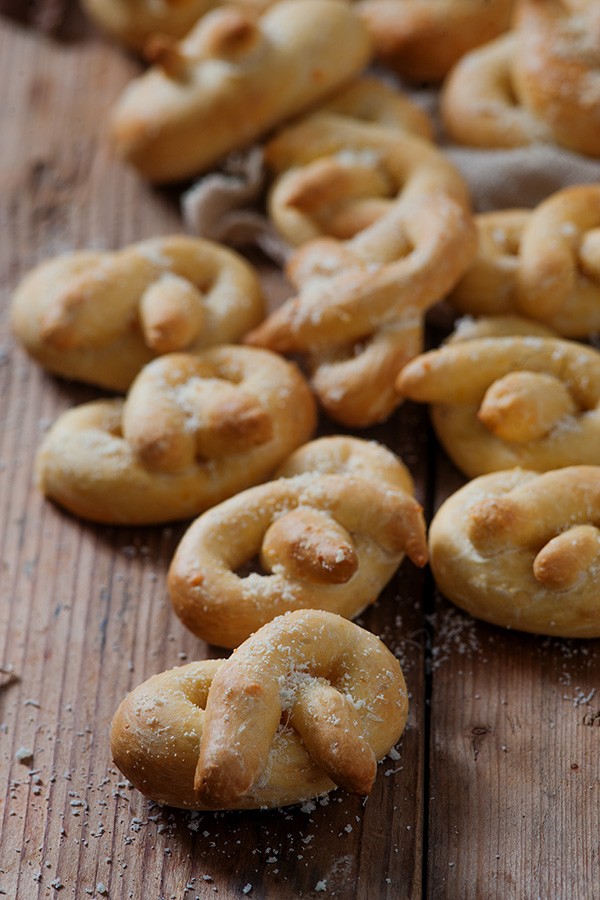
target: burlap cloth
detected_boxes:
[183,81,600,264]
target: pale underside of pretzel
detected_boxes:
[35,346,316,524]
[110,610,409,809]
[11,236,264,391]
[513,0,600,159]
[356,0,515,82]
[245,101,476,426]
[450,186,600,336]
[110,0,372,183]
[430,467,600,637]
[168,436,426,647]
[396,335,600,477]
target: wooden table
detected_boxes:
[1,8,599,899]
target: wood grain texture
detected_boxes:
[1,9,599,900]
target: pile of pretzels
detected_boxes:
[9,0,600,812]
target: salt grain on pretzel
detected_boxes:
[11,236,264,391]
[110,609,409,808]
[245,79,476,427]
[430,467,600,637]
[168,436,426,647]
[396,334,600,477]
[110,0,372,183]
[35,346,316,524]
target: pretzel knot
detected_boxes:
[11,236,264,391]
[35,345,316,524]
[245,80,476,426]
[441,2,600,157]
[110,609,409,809]
[396,335,600,478]
[356,0,515,82]
[110,0,371,183]
[449,186,600,337]
[430,467,600,637]
[168,436,427,647]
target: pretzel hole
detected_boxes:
[145,36,190,79]
[478,371,577,443]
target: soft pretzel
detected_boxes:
[512,0,600,159]
[441,34,553,149]
[110,609,409,809]
[110,0,372,183]
[356,0,515,82]
[430,467,600,637]
[396,335,600,477]
[11,236,264,391]
[442,2,600,157]
[449,186,600,336]
[35,346,316,524]
[245,81,476,427]
[168,435,426,647]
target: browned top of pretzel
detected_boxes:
[245,81,476,426]
[442,2,600,157]
[168,435,426,647]
[11,236,264,391]
[430,466,600,637]
[35,346,316,524]
[396,334,600,477]
[110,0,372,183]
[356,0,515,82]
[110,610,409,809]
[449,185,600,336]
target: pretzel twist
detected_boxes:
[110,0,372,183]
[35,346,316,524]
[356,0,515,82]
[396,335,600,477]
[110,609,409,809]
[168,435,426,647]
[449,186,600,336]
[442,2,600,157]
[430,467,600,637]
[11,236,264,391]
[245,80,476,426]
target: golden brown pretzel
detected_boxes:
[396,334,600,477]
[440,34,553,149]
[168,435,427,647]
[35,346,316,524]
[110,0,372,183]
[356,0,515,82]
[110,609,409,809]
[245,81,476,426]
[513,0,600,158]
[11,236,264,391]
[449,186,600,337]
[430,467,600,637]
[442,2,600,157]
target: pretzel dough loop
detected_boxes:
[430,467,600,636]
[111,610,409,809]
[168,435,426,647]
